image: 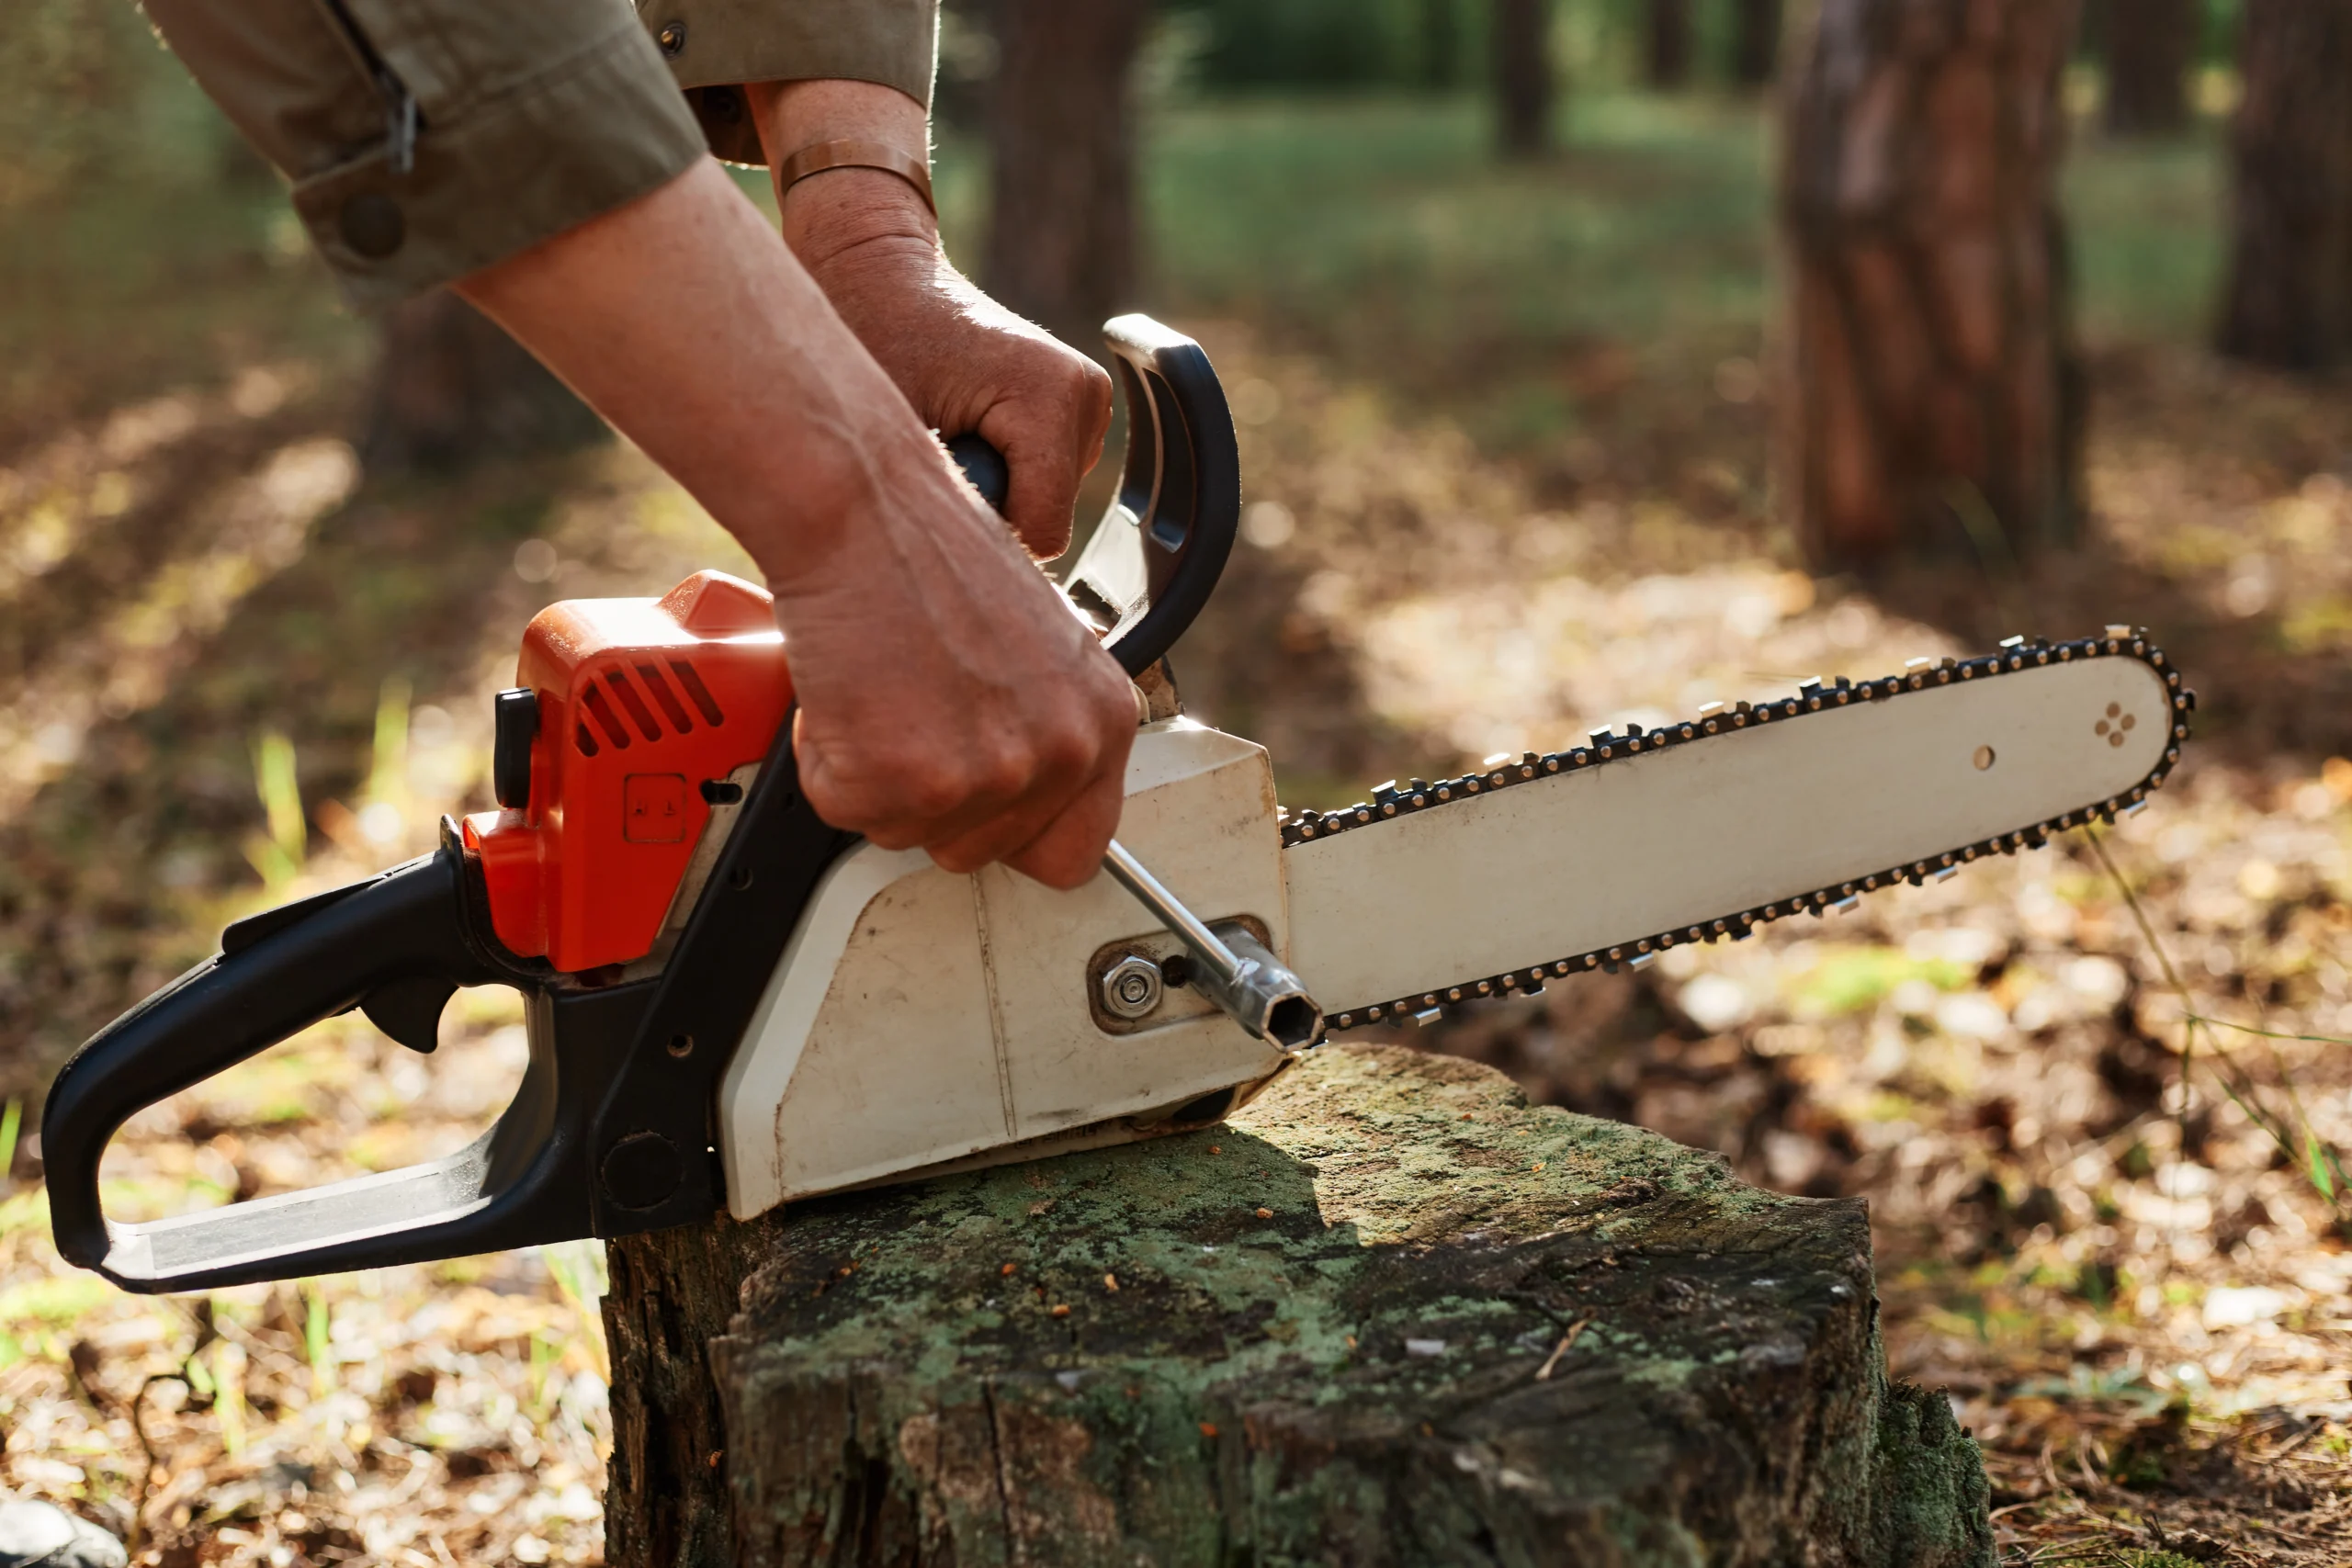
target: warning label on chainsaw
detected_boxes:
[624,773,689,843]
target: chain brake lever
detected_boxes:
[946,317,1239,676]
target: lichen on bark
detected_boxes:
[606,1044,1993,1566]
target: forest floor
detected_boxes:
[1,92,2346,1567]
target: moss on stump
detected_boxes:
[605,1044,1991,1567]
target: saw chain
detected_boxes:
[1279,627,2195,1032]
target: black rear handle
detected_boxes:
[38,836,596,1292]
[40,708,859,1293]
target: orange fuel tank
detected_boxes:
[463,570,791,973]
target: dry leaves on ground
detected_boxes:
[0,331,2347,1565]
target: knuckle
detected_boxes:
[896,765,968,824]
[1070,361,1113,412]
[975,747,1034,803]
[1039,719,1097,777]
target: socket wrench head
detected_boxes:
[1204,922,1323,1053]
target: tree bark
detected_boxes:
[979,0,1149,351]
[1492,0,1555,158]
[1420,0,1463,89]
[604,1044,1994,1567]
[2213,0,2352,372]
[1735,0,1784,87]
[1646,0,1695,89]
[2100,0,2194,137]
[359,290,604,474]
[1778,0,2085,570]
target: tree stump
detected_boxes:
[604,1045,1991,1567]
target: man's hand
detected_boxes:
[773,447,1136,885]
[797,228,1109,561]
[455,160,1134,888]
[749,80,1112,560]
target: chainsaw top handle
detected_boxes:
[950,315,1240,677]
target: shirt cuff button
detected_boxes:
[339,192,406,260]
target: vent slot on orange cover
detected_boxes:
[580,683,633,750]
[635,663,695,733]
[603,668,664,741]
[669,659,725,726]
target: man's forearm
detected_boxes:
[750,78,940,268]
[454,158,925,587]
[740,76,1114,562]
[452,153,1136,891]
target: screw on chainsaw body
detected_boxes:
[1295,631,2192,1032]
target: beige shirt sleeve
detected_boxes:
[142,0,711,312]
[140,0,944,310]
[636,0,940,165]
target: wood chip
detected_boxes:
[1535,1316,1594,1381]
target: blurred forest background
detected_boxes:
[3,0,2351,1562]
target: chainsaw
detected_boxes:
[42,316,2193,1294]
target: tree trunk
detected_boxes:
[2213,0,2352,372]
[2100,0,2194,136]
[1646,0,1694,88]
[1420,0,1462,89]
[979,0,1149,351]
[604,1044,1994,1567]
[360,290,604,473]
[1492,0,1555,158]
[1734,0,1783,87]
[1779,0,2085,570]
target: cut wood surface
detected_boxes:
[605,1045,1992,1566]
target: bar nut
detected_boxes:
[1101,955,1164,1021]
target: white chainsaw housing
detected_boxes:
[718,718,1293,1219]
